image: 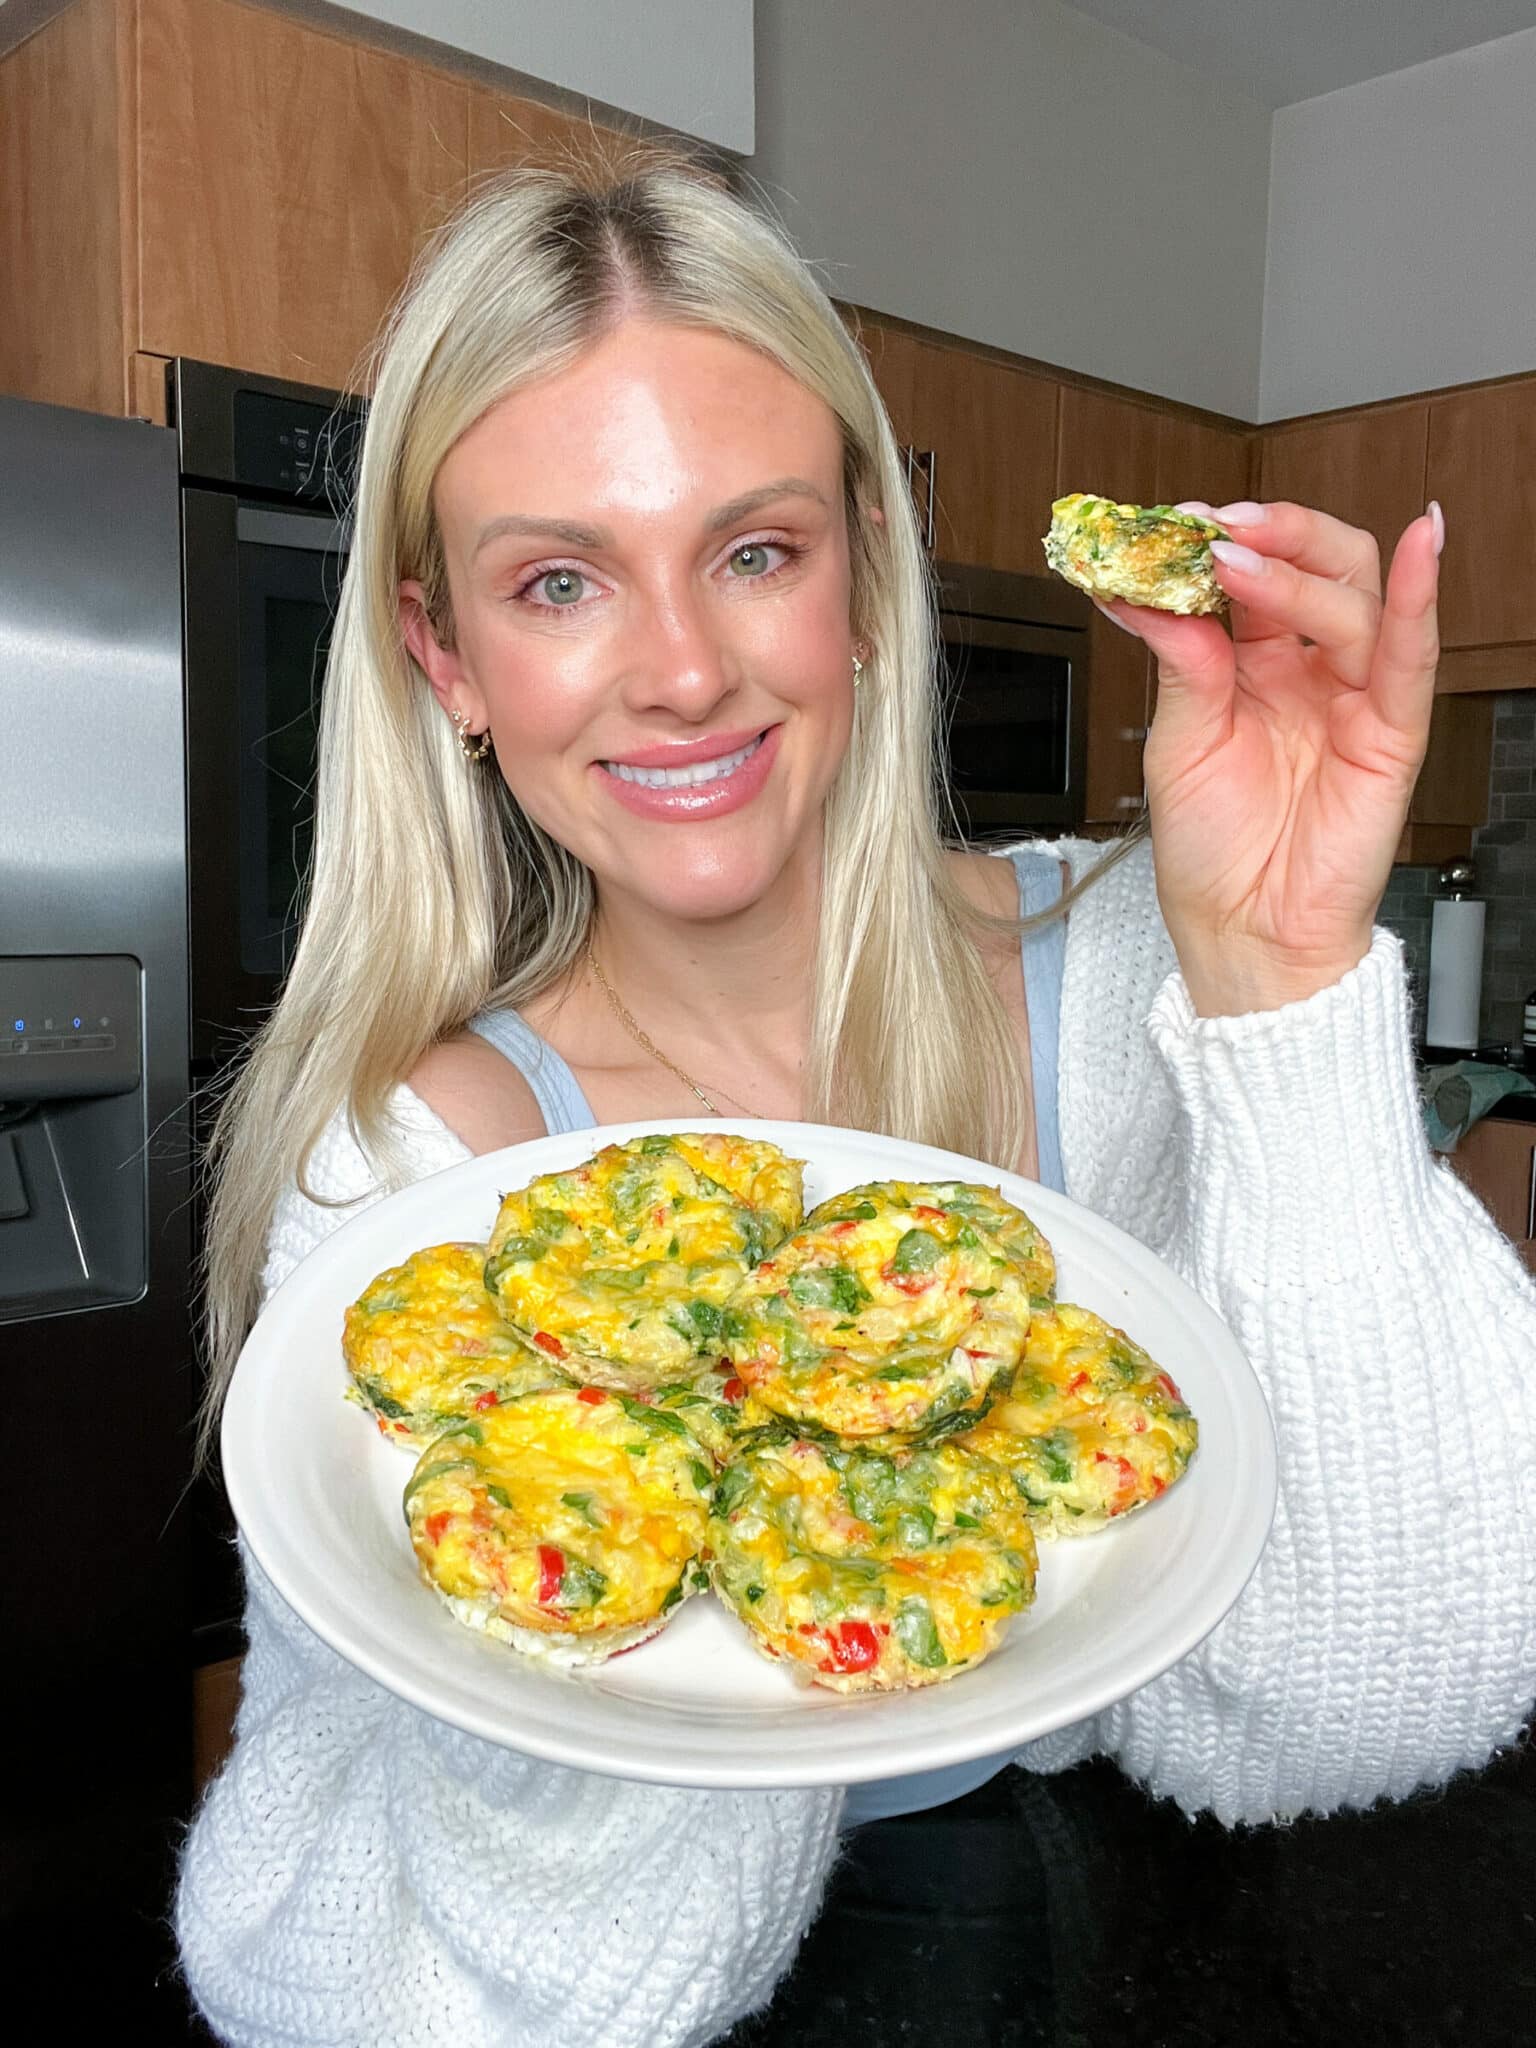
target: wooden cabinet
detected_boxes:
[1428,381,1536,649]
[0,0,129,415]
[1259,403,1429,580]
[1155,414,1253,517]
[0,0,636,413]
[469,85,617,181]
[1258,399,1491,859]
[1055,388,1161,824]
[861,320,1056,575]
[1449,1116,1536,1273]
[137,0,467,390]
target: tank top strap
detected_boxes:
[466,1007,599,1136]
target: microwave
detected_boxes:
[934,560,1091,838]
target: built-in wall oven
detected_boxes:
[172,358,364,1069]
[169,358,363,1652]
[934,560,1091,839]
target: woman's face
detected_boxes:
[402,319,863,922]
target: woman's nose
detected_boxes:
[616,588,734,722]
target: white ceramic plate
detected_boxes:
[224,1119,1276,1789]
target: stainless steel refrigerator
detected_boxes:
[0,393,193,2020]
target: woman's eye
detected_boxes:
[727,541,787,579]
[536,569,586,606]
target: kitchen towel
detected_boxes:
[1420,1061,1536,1151]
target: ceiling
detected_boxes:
[1062,0,1536,106]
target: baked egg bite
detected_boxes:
[404,1385,715,1665]
[722,1181,1034,1442]
[1043,493,1229,615]
[709,1430,1037,1692]
[639,1362,773,1463]
[960,1302,1198,1535]
[809,1178,1055,1311]
[343,1242,569,1450]
[484,1132,804,1393]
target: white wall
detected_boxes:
[1261,27,1536,420]
[747,0,1272,419]
[317,1,755,152]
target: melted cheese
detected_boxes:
[406,1386,715,1657]
[485,1133,804,1391]
[722,1182,1035,1441]
[342,1242,567,1450]
[710,1431,1037,1692]
[961,1302,1199,1535]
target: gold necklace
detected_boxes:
[585,938,761,1119]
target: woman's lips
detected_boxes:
[594,725,780,820]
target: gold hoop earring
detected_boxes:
[450,708,491,761]
[852,653,865,688]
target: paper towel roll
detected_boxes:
[1426,896,1485,1049]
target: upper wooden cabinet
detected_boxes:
[860,320,1057,576]
[0,0,636,410]
[1258,402,1429,581]
[1154,413,1252,515]
[137,0,466,389]
[1428,381,1536,648]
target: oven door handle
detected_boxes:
[235,506,347,553]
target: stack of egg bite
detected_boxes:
[342,1131,1197,1693]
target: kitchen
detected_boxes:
[3,2,1536,2041]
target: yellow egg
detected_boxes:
[405,1386,716,1665]
[484,1132,804,1391]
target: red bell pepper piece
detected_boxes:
[537,1546,565,1604]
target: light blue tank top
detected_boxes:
[469,846,1066,1822]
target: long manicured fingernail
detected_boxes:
[1174,499,1215,515]
[1212,501,1266,525]
[1209,538,1266,575]
[1091,598,1137,633]
[1428,500,1446,556]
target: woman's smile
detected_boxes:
[595,724,779,817]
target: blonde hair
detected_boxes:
[200,140,1134,1453]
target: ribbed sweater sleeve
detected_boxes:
[1025,906,1536,1824]
[177,1092,842,2047]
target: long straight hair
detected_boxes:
[200,140,1133,1451]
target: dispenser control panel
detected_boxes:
[0,956,141,1101]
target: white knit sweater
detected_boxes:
[177,839,1536,2047]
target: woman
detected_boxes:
[178,150,1536,2046]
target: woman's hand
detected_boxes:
[1097,499,1443,1017]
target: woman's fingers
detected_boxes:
[1177,498,1383,599]
[1365,507,1442,754]
[1099,603,1236,761]
[1204,538,1381,683]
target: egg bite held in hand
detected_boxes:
[343,1242,570,1449]
[721,1182,1035,1443]
[709,1429,1038,1692]
[1043,493,1229,615]
[960,1302,1198,1535]
[405,1385,715,1665]
[485,1132,804,1394]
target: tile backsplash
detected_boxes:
[1377,691,1536,1049]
